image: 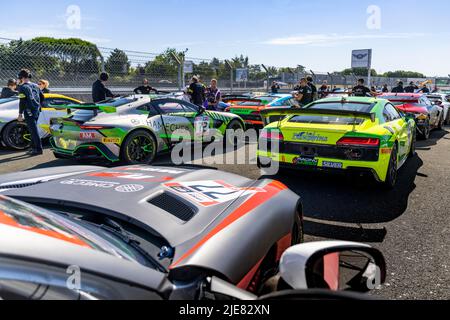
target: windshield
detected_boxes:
[289,115,366,125]
[0,196,156,268]
[307,102,375,113]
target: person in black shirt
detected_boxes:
[271,81,280,94]
[306,76,318,101]
[133,79,158,95]
[352,79,372,97]
[1,79,18,98]
[188,76,206,107]
[92,72,114,103]
[293,78,313,107]
[382,84,389,93]
[404,82,416,93]
[420,85,430,94]
[391,81,405,93]
[318,81,329,99]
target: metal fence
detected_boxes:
[0,37,444,96]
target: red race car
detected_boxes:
[379,93,445,140]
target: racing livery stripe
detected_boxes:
[169,181,287,269]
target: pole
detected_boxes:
[262,64,270,92]
[225,60,233,94]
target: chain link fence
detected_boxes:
[0,37,444,97]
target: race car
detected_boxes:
[257,96,417,188]
[379,93,444,140]
[0,165,386,300]
[49,95,245,164]
[225,94,297,128]
[426,93,450,125]
[0,94,82,150]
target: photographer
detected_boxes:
[205,79,221,111]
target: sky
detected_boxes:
[1,0,449,76]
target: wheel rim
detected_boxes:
[6,124,31,149]
[126,135,154,163]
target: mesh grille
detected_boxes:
[0,182,41,190]
[148,193,198,222]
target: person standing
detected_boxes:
[420,84,430,94]
[1,79,18,98]
[404,82,416,93]
[382,84,389,93]
[133,78,158,94]
[38,80,50,93]
[271,81,280,94]
[293,78,313,107]
[205,79,221,110]
[318,81,329,99]
[391,81,405,93]
[351,79,372,97]
[306,76,318,101]
[17,69,44,156]
[92,72,115,103]
[188,76,206,107]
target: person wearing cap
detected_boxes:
[404,82,416,93]
[92,72,115,103]
[1,79,18,98]
[17,69,44,156]
[188,76,206,107]
[391,81,405,93]
[133,78,158,95]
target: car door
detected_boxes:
[385,103,410,158]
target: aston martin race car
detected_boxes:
[49,95,245,164]
[0,165,386,300]
[0,94,81,149]
[225,94,298,128]
[257,97,417,188]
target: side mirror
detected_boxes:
[279,241,386,293]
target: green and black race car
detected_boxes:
[257,97,417,188]
[49,95,245,164]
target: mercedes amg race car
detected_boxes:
[225,94,297,128]
[0,165,386,300]
[257,97,417,188]
[0,94,81,149]
[49,95,245,164]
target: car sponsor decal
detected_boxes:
[79,132,96,140]
[164,181,266,207]
[60,179,146,193]
[381,148,392,154]
[115,184,145,193]
[293,157,318,166]
[194,116,210,136]
[169,180,287,269]
[322,161,343,169]
[293,132,328,143]
[102,137,121,144]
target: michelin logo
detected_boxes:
[294,132,328,142]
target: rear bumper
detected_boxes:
[50,138,119,162]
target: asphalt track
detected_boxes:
[0,127,449,300]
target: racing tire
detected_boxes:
[1,121,32,150]
[120,130,157,165]
[292,212,305,245]
[224,119,245,149]
[382,144,398,190]
[408,131,417,158]
[418,120,430,140]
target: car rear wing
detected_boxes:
[260,108,376,126]
[49,103,118,114]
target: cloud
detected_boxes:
[264,33,427,46]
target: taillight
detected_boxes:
[79,125,108,130]
[260,130,284,140]
[337,137,380,147]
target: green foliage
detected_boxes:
[105,49,131,75]
[382,70,425,78]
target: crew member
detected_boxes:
[420,84,430,94]
[351,79,372,97]
[318,81,329,99]
[188,76,206,107]
[382,84,389,93]
[1,79,18,98]
[271,81,280,94]
[307,76,318,101]
[404,82,416,93]
[391,81,405,93]
[17,69,44,156]
[133,79,158,94]
[205,79,221,110]
[293,78,313,107]
[92,72,115,103]
[38,80,50,93]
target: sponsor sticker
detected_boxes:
[164,181,265,207]
[60,179,120,189]
[194,116,210,136]
[80,132,96,140]
[293,157,319,166]
[381,148,392,154]
[293,132,328,143]
[102,137,121,144]
[322,161,344,169]
[115,184,145,193]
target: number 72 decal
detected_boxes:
[164,181,266,207]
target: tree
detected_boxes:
[382,70,425,78]
[144,48,181,78]
[105,49,130,76]
[340,68,378,77]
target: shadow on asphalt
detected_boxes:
[416,129,449,149]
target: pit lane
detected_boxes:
[0,127,449,300]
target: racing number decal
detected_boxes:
[164,181,266,207]
[194,116,210,137]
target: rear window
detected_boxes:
[307,102,375,113]
[289,115,366,125]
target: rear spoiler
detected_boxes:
[224,98,265,105]
[260,108,376,126]
[49,103,118,114]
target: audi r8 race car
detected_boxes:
[0,94,81,150]
[257,96,417,188]
[225,94,298,128]
[0,165,387,300]
[49,95,245,164]
[379,93,444,140]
